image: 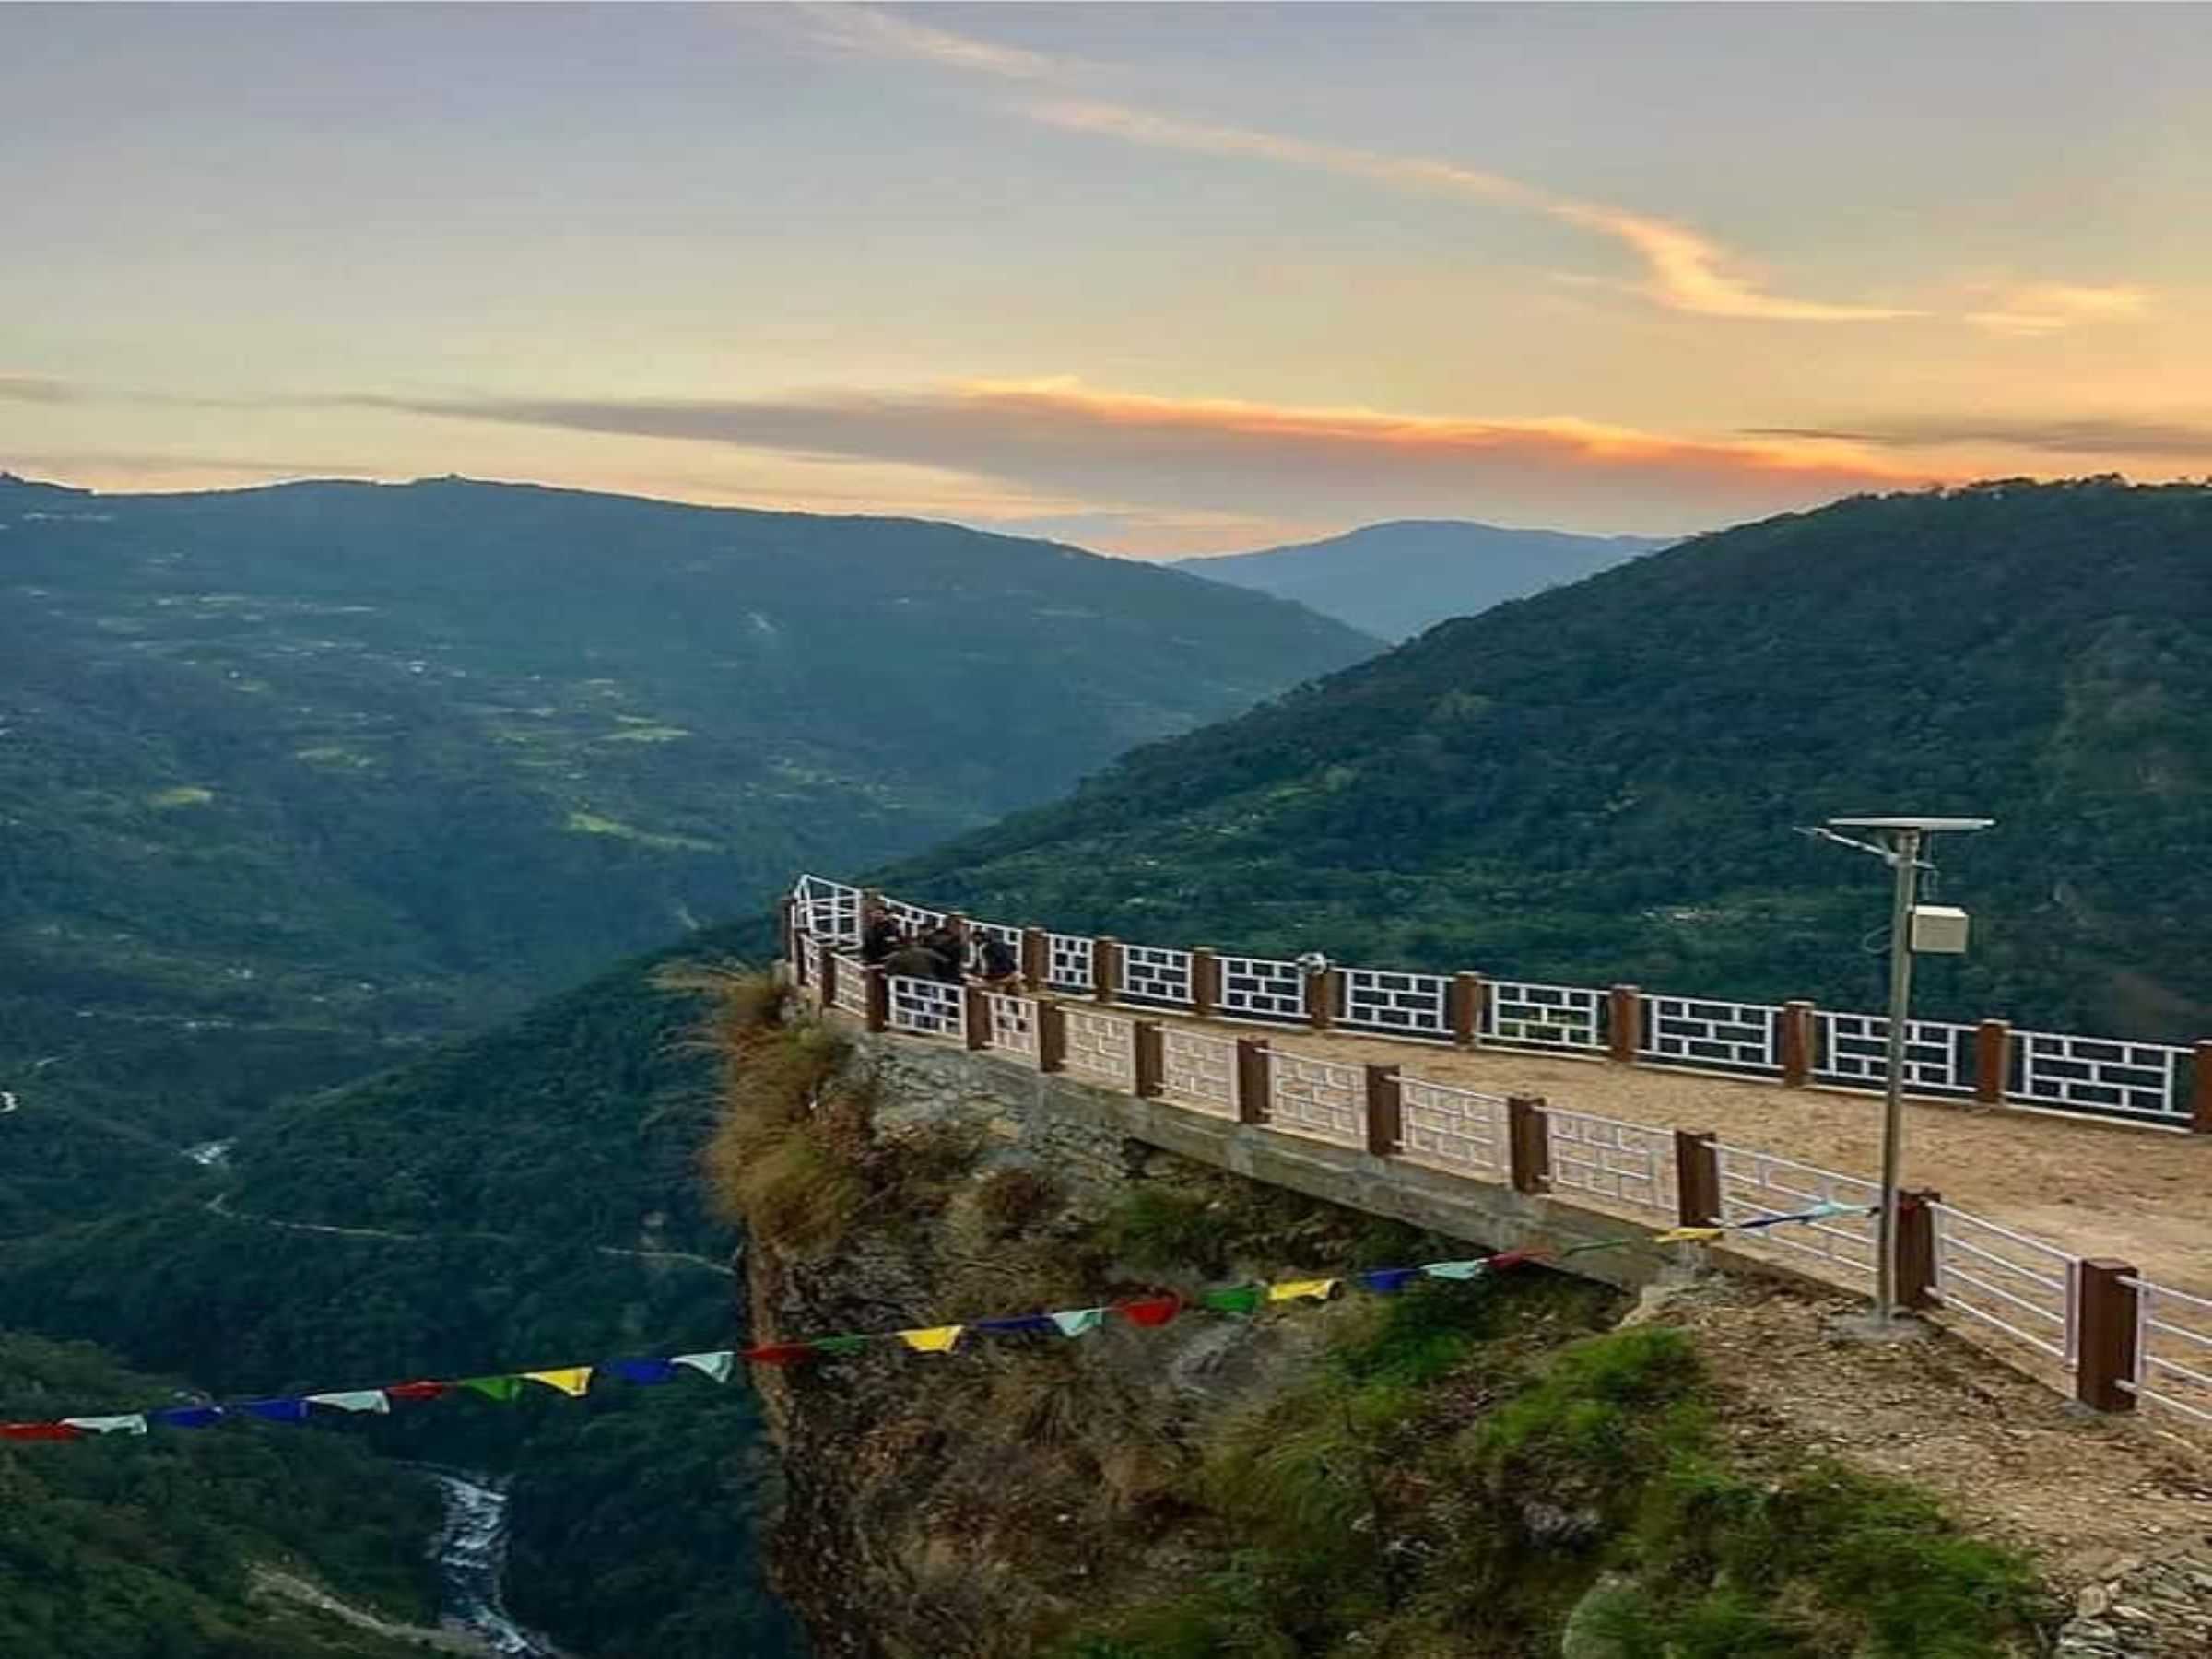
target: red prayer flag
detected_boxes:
[1115,1295,1182,1328]
[385,1381,449,1402]
[743,1343,817,1366]
[1486,1251,1534,1272]
[1,1422,82,1441]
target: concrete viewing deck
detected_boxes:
[1145,1007,2212,1299]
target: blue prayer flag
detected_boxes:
[972,1314,1058,1335]
[612,1359,678,1385]
[1358,1267,1421,1295]
[151,1406,224,1430]
[239,1397,310,1422]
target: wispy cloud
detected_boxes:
[0,374,72,403]
[1030,100,1917,324]
[786,0,1069,83]
[1964,282,2152,337]
[794,7,1916,324]
[1748,414,2210,461]
[795,6,2154,333]
[352,376,1944,533]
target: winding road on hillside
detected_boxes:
[201,1191,734,1277]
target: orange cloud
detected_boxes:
[357,376,1950,535]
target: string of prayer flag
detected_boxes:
[0,1206,1873,1445]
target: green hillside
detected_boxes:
[0,472,1371,1221]
[0,923,791,1657]
[885,480,2212,1040]
[0,1333,438,1658]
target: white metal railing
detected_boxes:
[1930,1203,2077,1371]
[830,953,871,1019]
[1813,1011,1976,1097]
[1641,994,1778,1075]
[985,993,1038,1062]
[1338,967,1453,1041]
[1218,955,1307,1023]
[1398,1077,1506,1178]
[1045,933,1095,994]
[1061,1007,1135,1089]
[1160,1028,1238,1118]
[794,875,863,946]
[787,876,2202,1130]
[1548,1109,1671,1217]
[888,974,964,1040]
[2012,1030,2190,1124]
[1119,944,1194,1009]
[1482,979,1606,1053]
[1716,1145,1881,1285]
[799,935,825,989]
[2125,1277,2212,1427]
[1266,1051,1364,1147]
[884,897,947,940]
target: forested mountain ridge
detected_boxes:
[0,472,1371,1224]
[0,917,793,1657]
[0,1332,440,1658]
[889,480,2212,1039]
[1174,517,1668,639]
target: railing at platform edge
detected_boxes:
[784,874,2212,1430]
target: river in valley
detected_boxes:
[427,1470,563,1657]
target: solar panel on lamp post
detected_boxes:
[1803,815,1994,1331]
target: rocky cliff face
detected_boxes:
[711,989,2168,1657]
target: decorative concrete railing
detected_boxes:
[785,875,2212,1430]
[790,875,2210,1131]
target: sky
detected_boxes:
[3,2,2206,555]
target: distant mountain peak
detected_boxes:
[1173,517,1672,639]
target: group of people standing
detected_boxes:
[861,904,1022,992]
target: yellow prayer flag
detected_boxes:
[1266,1278,1339,1303]
[1652,1226,1724,1245]
[898,1325,964,1355]
[523,1367,594,1397]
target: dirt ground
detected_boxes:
[1661,1276,2212,1592]
[1155,1012,2212,1298]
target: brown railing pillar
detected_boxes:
[1190,947,1219,1018]
[1974,1018,2011,1105]
[1036,999,1067,1074]
[1608,985,1642,1065]
[818,951,839,1010]
[1364,1065,1403,1158]
[862,966,888,1034]
[963,986,990,1052]
[781,896,797,971]
[1507,1095,1551,1194]
[1449,972,1484,1047]
[858,888,883,950]
[2074,1258,2143,1413]
[1093,936,1122,1005]
[2193,1041,2212,1134]
[1308,966,1340,1032]
[1020,926,1049,994]
[1896,1189,1942,1311]
[1673,1130,1721,1227]
[1235,1039,1272,1125]
[1131,1020,1166,1098]
[1780,1000,1816,1088]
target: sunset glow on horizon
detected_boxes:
[5,2,2206,554]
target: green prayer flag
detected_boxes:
[814,1335,874,1356]
[459,1375,524,1402]
[1201,1284,1265,1315]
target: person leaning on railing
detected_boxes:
[975,931,1020,993]
[882,941,943,982]
[861,904,902,965]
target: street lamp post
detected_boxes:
[1806,815,1993,1328]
